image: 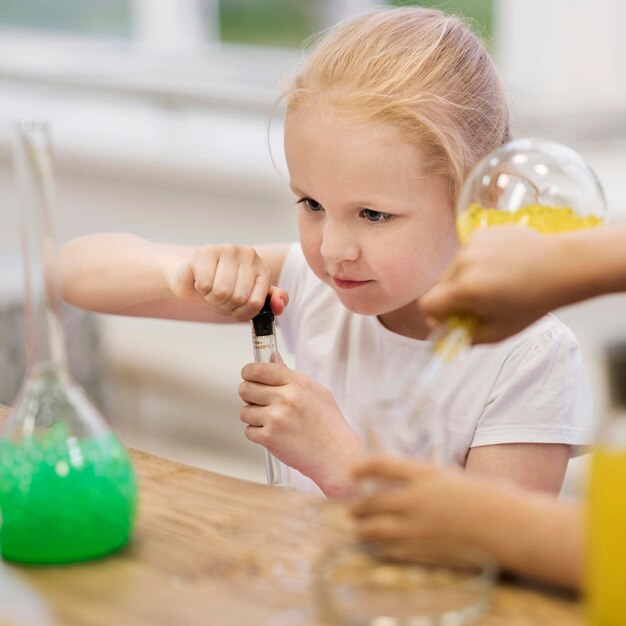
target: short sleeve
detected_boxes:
[470,322,595,449]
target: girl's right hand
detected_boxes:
[168,243,288,321]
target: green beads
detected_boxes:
[0,422,137,564]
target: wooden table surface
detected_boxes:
[0,405,585,626]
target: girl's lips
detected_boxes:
[332,277,371,290]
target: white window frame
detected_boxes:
[0,0,383,111]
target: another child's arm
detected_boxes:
[60,233,289,321]
[351,456,583,590]
[420,224,626,344]
[465,443,570,494]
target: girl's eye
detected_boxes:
[360,208,392,223]
[297,197,323,212]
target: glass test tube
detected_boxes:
[251,296,291,488]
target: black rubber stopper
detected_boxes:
[252,294,274,337]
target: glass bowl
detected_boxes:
[315,541,497,626]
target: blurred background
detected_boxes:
[0,0,625,488]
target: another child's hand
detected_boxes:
[169,243,288,320]
[239,361,364,498]
[420,228,565,344]
[350,457,488,550]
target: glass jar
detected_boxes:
[587,342,626,625]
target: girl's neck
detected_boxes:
[377,302,431,340]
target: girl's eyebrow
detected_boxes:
[289,183,400,209]
[289,184,308,196]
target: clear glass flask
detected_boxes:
[587,342,626,625]
[251,296,291,488]
[441,137,606,361]
[0,120,137,564]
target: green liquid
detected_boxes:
[0,422,137,564]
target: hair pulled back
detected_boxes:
[284,7,512,200]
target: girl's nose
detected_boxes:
[320,221,360,264]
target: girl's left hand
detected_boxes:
[238,361,364,498]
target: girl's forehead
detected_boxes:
[286,100,380,133]
[285,110,452,209]
[285,105,431,172]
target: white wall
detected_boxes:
[495,0,626,123]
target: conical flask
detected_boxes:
[0,119,137,564]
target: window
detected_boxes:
[0,0,132,37]
[215,0,318,49]
[389,0,493,43]
[0,1,493,49]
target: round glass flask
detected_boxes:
[456,137,606,242]
[0,120,138,564]
[437,137,607,352]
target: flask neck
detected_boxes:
[14,120,68,373]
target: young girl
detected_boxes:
[60,7,593,498]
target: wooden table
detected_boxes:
[0,406,585,625]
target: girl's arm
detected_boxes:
[351,457,583,590]
[420,223,626,344]
[60,233,290,322]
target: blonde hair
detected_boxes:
[284,7,512,201]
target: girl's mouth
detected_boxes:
[332,276,371,290]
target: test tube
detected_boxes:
[251,296,291,488]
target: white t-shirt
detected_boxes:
[277,244,595,495]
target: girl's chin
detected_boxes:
[335,292,395,317]
[334,295,378,316]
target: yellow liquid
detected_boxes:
[587,449,626,626]
[432,315,476,361]
[456,203,603,244]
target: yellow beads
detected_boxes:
[456,203,604,244]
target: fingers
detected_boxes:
[182,245,275,319]
[352,455,430,482]
[269,351,285,365]
[241,362,291,386]
[424,314,440,331]
[351,484,418,518]
[172,244,291,322]
[190,247,220,297]
[467,324,508,345]
[244,424,265,445]
[419,282,466,321]
[240,404,277,446]
[269,287,289,315]
[239,404,265,427]
[238,379,278,406]
[355,514,404,542]
[231,271,270,321]
[209,252,240,305]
